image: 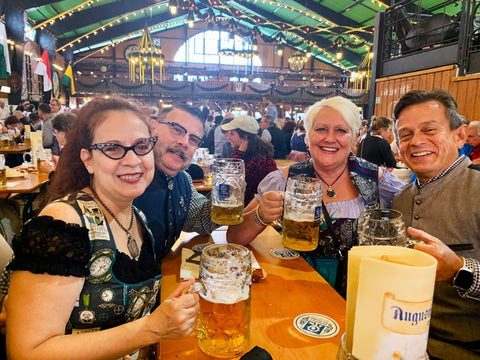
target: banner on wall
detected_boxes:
[34,50,52,92]
[0,21,11,79]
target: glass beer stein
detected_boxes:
[211,159,245,225]
[282,176,323,251]
[282,176,322,251]
[357,209,408,247]
[197,244,252,358]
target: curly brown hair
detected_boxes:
[44,96,149,204]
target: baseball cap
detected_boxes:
[221,115,259,134]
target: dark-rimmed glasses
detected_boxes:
[158,120,202,149]
[87,136,158,160]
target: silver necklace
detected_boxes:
[315,166,347,198]
[90,187,140,260]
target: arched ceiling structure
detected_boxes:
[14,0,462,71]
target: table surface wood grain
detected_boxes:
[0,171,49,196]
[157,226,346,360]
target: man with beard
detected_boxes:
[134,105,220,260]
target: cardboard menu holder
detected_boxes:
[29,131,42,165]
[346,246,437,360]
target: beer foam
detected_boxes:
[201,280,250,304]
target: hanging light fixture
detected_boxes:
[288,51,306,72]
[128,25,165,84]
[187,10,195,28]
[169,0,178,15]
[276,42,284,56]
[252,37,258,51]
[306,45,312,58]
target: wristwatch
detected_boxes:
[453,257,474,290]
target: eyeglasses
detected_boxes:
[158,120,202,149]
[87,136,158,160]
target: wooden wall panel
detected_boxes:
[374,65,480,122]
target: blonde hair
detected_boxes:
[304,96,361,137]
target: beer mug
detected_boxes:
[0,154,6,186]
[282,176,322,251]
[211,159,245,225]
[203,155,215,186]
[357,209,408,247]
[23,131,31,147]
[0,133,13,149]
[197,244,252,358]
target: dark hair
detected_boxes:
[158,104,203,127]
[282,121,296,134]
[52,112,77,133]
[214,115,223,125]
[234,129,274,160]
[29,112,40,122]
[38,103,51,114]
[393,89,463,130]
[4,115,20,127]
[370,116,392,134]
[44,96,149,204]
[26,104,35,112]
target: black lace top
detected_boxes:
[8,216,161,284]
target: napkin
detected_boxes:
[346,246,437,360]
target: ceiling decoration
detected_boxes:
[15,0,402,70]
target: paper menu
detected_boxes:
[346,246,437,360]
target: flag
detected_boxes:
[34,49,52,92]
[61,64,75,95]
[0,21,11,79]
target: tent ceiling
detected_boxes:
[15,0,462,70]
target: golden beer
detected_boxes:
[24,137,31,147]
[197,294,251,358]
[0,139,10,149]
[0,168,6,186]
[211,204,243,225]
[203,174,212,186]
[282,217,320,251]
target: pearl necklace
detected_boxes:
[90,187,140,260]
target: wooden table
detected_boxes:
[193,180,212,193]
[0,144,31,154]
[158,226,346,360]
[0,171,49,196]
[275,159,295,168]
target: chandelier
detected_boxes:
[128,26,165,84]
[288,52,306,72]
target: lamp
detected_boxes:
[306,45,311,58]
[128,26,165,84]
[169,0,178,15]
[336,43,343,59]
[187,10,195,28]
[276,43,284,56]
[288,52,306,72]
[252,37,258,51]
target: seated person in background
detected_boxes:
[5,96,199,360]
[282,120,296,156]
[221,115,277,204]
[357,116,396,168]
[288,119,310,162]
[29,111,42,131]
[38,112,77,174]
[467,120,480,164]
[391,89,480,359]
[226,97,405,297]
[2,116,26,167]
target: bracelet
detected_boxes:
[254,205,269,227]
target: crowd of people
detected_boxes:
[0,89,478,360]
